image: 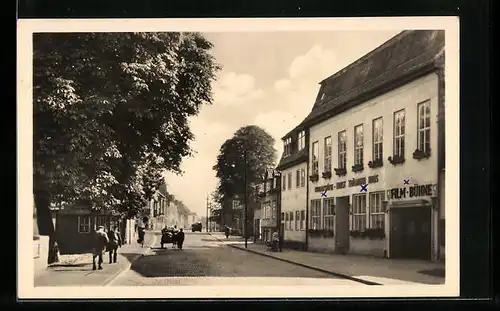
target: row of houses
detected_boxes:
[253,30,446,262]
[33,182,198,256]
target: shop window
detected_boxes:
[78,216,90,233]
[369,191,385,229]
[351,194,367,231]
[323,198,335,231]
[310,199,322,230]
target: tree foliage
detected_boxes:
[212,125,277,225]
[33,32,220,262]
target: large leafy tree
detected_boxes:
[212,125,277,229]
[34,32,220,263]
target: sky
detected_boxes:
[163,30,401,217]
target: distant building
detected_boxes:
[254,169,281,243]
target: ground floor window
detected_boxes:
[300,210,305,230]
[78,216,91,233]
[369,191,385,229]
[323,198,335,231]
[310,199,322,230]
[351,194,367,231]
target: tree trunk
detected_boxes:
[34,190,60,264]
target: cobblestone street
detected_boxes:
[109,232,360,286]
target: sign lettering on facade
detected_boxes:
[314,184,334,192]
[386,184,437,200]
[336,181,346,189]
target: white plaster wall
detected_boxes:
[281,162,307,243]
[308,73,440,258]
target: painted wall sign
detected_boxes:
[347,175,379,188]
[314,183,334,192]
[386,184,437,200]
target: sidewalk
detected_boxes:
[209,233,445,285]
[34,231,156,287]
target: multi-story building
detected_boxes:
[145,183,168,230]
[276,125,308,250]
[254,168,280,243]
[299,30,445,261]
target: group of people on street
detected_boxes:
[161,225,185,249]
[92,225,123,270]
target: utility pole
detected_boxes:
[206,195,209,233]
[244,147,248,249]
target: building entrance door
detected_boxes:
[390,206,432,260]
[335,196,350,254]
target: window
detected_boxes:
[289,212,294,230]
[417,100,431,153]
[296,169,300,187]
[393,109,405,157]
[281,212,284,223]
[369,192,385,229]
[300,210,305,230]
[96,215,107,229]
[295,211,300,230]
[271,201,276,219]
[282,175,286,191]
[288,172,292,189]
[372,117,383,161]
[354,125,364,165]
[285,212,289,229]
[312,141,319,175]
[338,131,347,169]
[352,194,367,231]
[310,200,322,230]
[300,168,306,187]
[323,198,335,231]
[78,216,90,233]
[324,136,332,172]
[284,137,292,156]
[298,131,306,151]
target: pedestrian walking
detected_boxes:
[172,226,179,247]
[137,226,145,247]
[224,226,230,239]
[92,226,109,270]
[272,231,279,252]
[177,228,185,249]
[107,226,123,264]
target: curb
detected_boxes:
[208,233,381,286]
[103,232,157,286]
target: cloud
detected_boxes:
[212,71,265,107]
[274,79,292,93]
[288,45,338,81]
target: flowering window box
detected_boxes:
[322,171,332,179]
[388,155,405,166]
[368,158,383,168]
[334,167,347,176]
[412,148,431,160]
[309,174,319,182]
[351,163,364,173]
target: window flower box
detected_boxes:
[334,167,347,176]
[412,148,431,160]
[322,171,332,179]
[351,163,364,172]
[309,174,319,182]
[388,155,405,166]
[349,230,365,239]
[368,158,383,168]
[307,229,334,238]
[364,228,386,240]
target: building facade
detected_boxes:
[276,127,309,250]
[300,30,445,261]
[255,169,280,243]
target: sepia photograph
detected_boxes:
[18,17,459,298]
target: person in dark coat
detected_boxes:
[92,226,109,270]
[177,228,185,249]
[172,226,179,247]
[107,226,123,264]
[224,226,230,239]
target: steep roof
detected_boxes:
[276,147,308,171]
[302,30,445,127]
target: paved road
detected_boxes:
[109,232,361,286]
